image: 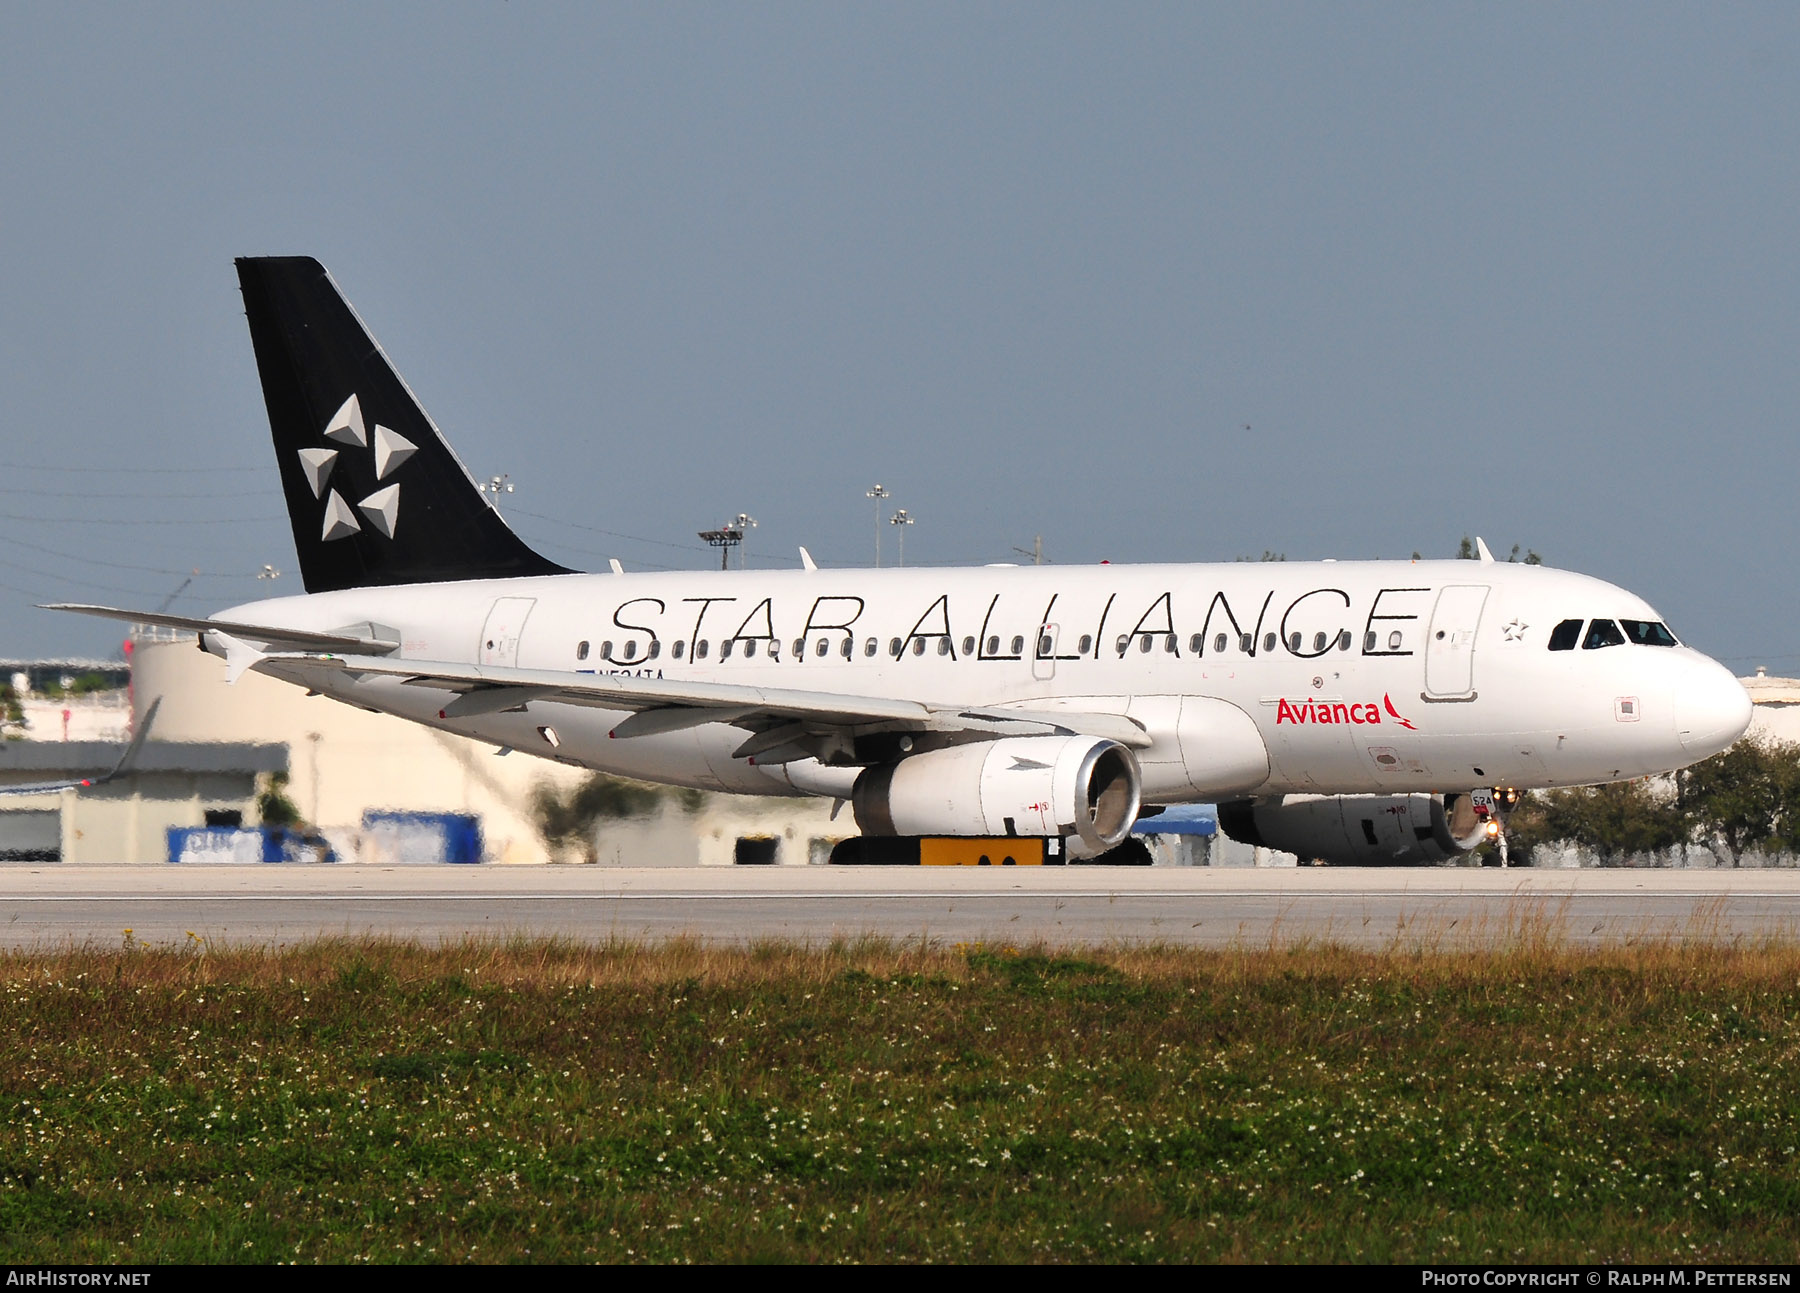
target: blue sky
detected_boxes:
[3,4,1797,668]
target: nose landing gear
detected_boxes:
[1472,786,1522,867]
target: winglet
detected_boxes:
[1475,537,1496,563]
[609,559,625,575]
[799,547,818,572]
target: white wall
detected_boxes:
[131,633,590,864]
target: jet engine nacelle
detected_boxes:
[1217,792,1488,866]
[852,736,1142,853]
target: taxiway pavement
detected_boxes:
[3,864,1798,949]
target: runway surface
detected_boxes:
[4,864,1800,949]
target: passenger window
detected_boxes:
[1189,634,1204,654]
[621,641,637,662]
[1583,619,1626,650]
[1363,631,1376,652]
[1116,634,1129,654]
[1388,630,1403,650]
[1011,636,1025,655]
[695,640,710,660]
[1288,633,1302,653]
[912,638,927,656]
[1039,634,1053,656]
[1621,619,1679,647]
[1312,632,1326,652]
[890,638,903,657]
[1214,633,1227,654]
[1239,633,1253,653]
[1163,634,1177,654]
[600,641,614,661]
[840,638,852,659]
[576,640,590,661]
[962,636,976,655]
[1139,636,1153,654]
[864,638,877,657]
[742,640,757,659]
[986,635,1001,655]
[1078,634,1092,654]
[816,638,829,658]
[1337,631,1351,651]
[672,641,685,660]
[1264,632,1277,653]
[793,638,805,657]
[1547,619,1582,651]
[648,640,661,660]
[767,640,780,660]
[939,638,952,656]
[720,639,734,660]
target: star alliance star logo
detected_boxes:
[295,394,417,542]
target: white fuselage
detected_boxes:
[221,559,1752,804]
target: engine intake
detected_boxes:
[1217,792,1487,866]
[853,736,1141,852]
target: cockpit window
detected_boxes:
[1548,619,1582,651]
[1583,619,1626,650]
[1620,619,1679,647]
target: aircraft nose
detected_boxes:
[1675,660,1753,759]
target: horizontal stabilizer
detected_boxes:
[42,604,401,654]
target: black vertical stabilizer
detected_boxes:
[235,256,572,593]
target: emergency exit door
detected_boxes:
[479,597,536,667]
[1424,585,1488,698]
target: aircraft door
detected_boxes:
[1033,623,1058,681]
[1424,585,1489,698]
[479,597,537,667]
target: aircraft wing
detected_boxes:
[262,651,1152,755]
[0,698,162,797]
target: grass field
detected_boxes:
[2,931,1798,1263]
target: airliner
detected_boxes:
[51,258,1753,864]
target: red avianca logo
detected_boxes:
[1275,692,1416,730]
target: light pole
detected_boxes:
[697,524,744,570]
[733,513,757,569]
[481,474,514,513]
[866,484,889,567]
[889,508,914,567]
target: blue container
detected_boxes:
[168,827,339,864]
[360,810,484,864]
[168,827,281,864]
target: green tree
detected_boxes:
[256,771,303,828]
[0,682,25,740]
[1505,779,1684,865]
[1454,535,1543,564]
[1676,738,1800,866]
[531,773,706,862]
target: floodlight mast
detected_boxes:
[890,508,914,568]
[866,484,890,567]
[733,513,757,569]
[697,526,743,570]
